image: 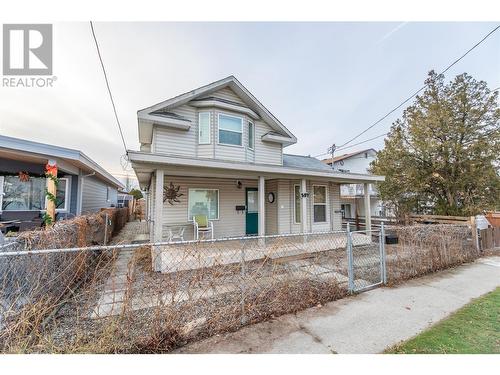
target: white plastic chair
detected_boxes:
[193,215,214,240]
[167,225,186,242]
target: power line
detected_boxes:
[313,84,500,159]
[336,24,500,150]
[89,21,128,154]
[336,132,388,152]
[313,132,389,159]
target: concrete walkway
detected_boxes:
[175,256,500,354]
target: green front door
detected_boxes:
[245,188,258,235]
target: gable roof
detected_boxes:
[0,135,123,188]
[137,76,297,146]
[322,148,377,164]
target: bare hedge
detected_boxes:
[0,208,129,348]
[0,223,488,353]
[385,224,480,283]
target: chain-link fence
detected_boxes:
[0,223,482,353]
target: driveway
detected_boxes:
[175,256,500,354]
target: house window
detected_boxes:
[248,121,254,150]
[294,185,301,224]
[313,185,327,223]
[188,189,219,220]
[198,112,211,144]
[218,114,243,146]
[54,178,69,211]
[1,176,46,211]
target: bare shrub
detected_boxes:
[385,224,480,284]
[0,224,486,353]
[0,208,128,351]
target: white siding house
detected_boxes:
[129,76,384,242]
[322,149,390,220]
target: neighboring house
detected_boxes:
[117,190,134,208]
[322,149,390,219]
[0,135,124,232]
[129,76,384,241]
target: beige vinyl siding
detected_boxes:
[161,176,257,240]
[212,87,247,106]
[254,120,282,165]
[154,104,197,156]
[330,182,342,230]
[308,180,330,232]
[265,180,278,235]
[81,176,117,214]
[277,179,292,234]
[151,88,284,166]
[151,177,345,239]
[276,179,304,234]
[275,179,339,234]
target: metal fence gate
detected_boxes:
[346,223,387,293]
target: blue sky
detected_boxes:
[1,22,499,181]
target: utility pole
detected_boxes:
[327,143,336,170]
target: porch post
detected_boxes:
[154,169,164,242]
[364,182,371,232]
[301,178,307,234]
[258,176,265,236]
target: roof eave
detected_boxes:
[128,151,385,183]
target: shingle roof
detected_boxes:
[283,154,333,172]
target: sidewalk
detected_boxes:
[175,256,500,354]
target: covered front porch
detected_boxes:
[137,170,379,244]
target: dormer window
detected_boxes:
[218,114,243,146]
[198,112,211,144]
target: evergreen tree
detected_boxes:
[372,71,500,217]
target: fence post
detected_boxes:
[346,222,354,293]
[103,213,109,245]
[380,222,387,284]
[240,241,247,325]
[470,216,480,251]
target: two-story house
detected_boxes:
[128,76,384,242]
[322,149,389,220]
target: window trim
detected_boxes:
[44,177,71,212]
[312,184,327,223]
[187,188,220,221]
[55,177,70,212]
[248,121,255,150]
[217,113,243,147]
[293,184,301,224]
[198,112,211,145]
